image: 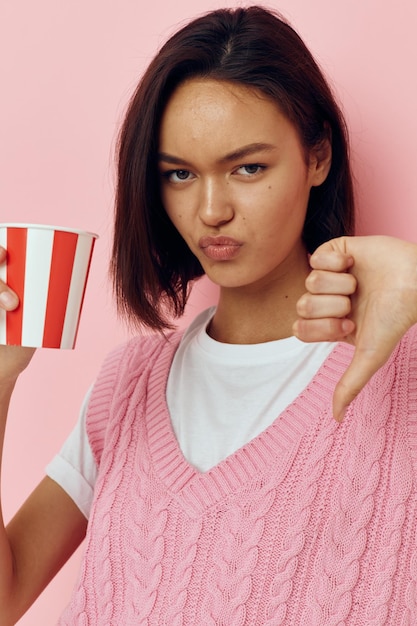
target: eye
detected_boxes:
[163,169,194,183]
[234,164,266,177]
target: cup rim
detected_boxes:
[0,223,98,239]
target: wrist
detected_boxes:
[0,379,17,403]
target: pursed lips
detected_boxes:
[198,236,243,261]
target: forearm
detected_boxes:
[0,379,88,623]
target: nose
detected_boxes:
[198,178,234,227]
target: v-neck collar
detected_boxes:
[143,336,354,517]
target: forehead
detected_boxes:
[163,78,268,119]
[158,78,299,155]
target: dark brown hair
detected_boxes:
[112,5,355,331]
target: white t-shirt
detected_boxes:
[46,308,335,518]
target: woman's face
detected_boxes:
[158,78,330,293]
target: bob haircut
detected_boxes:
[112,5,355,331]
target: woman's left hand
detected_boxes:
[293,236,417,421]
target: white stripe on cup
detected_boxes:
[60,234,94,349]
[22,228,54,347]
[0,228,7,345]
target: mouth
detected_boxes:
[198,236,242,261]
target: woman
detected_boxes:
[1,6,417,624]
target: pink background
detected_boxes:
[1,1,417,623]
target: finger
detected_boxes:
[332,347,384,422]
[293,317,355,343]
[332,332,402,422]
[306,270,357,295]
[0,286,19,310]
[297,294,352,320]
[0,247,19,310]
[310,240,354,273]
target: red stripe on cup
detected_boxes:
[42,231,78,348]
[6,227,27,345]
[67,237,95,348]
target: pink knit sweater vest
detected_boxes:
[59,327,417,625]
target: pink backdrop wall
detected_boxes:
[1,1,417,623]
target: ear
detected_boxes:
[309,132,332,187]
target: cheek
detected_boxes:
[160,187,169,213]
[161,186,188,223]
[277,176,312,218]
[165,207,190,244]
[160,193,177,225]
[260,182,301,214]
[256,183,309,236]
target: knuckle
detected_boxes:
[326,318,339,335]
[347,274,357,294]
[327,318,347,339]
[305,270,321,292]
[340,296,352,317]
[296,294,313,317]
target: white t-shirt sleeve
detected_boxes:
[45,386,98,519]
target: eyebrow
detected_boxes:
[158,142,277,166]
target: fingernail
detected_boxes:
[0,291,18,309]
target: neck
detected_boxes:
[208,259,310,344]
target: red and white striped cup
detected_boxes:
[0,224,98,349]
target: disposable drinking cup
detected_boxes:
[0,223,98,349]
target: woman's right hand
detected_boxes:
[0,246,35,385]
[294,236,417,421]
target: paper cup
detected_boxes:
[0,224,98,349]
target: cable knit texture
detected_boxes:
[58,326,417,625]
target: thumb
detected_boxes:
[332,346,384,422]
[333,342,395,422]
